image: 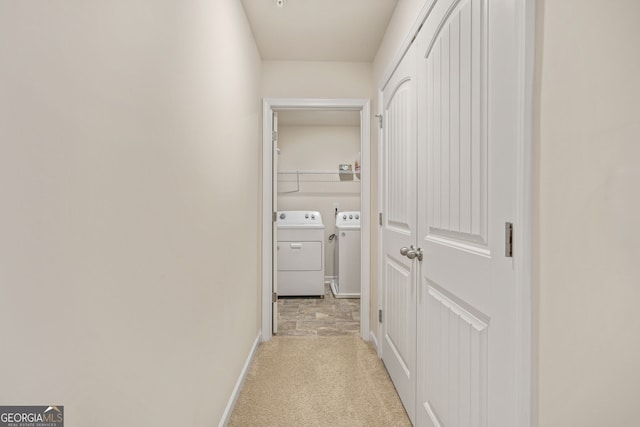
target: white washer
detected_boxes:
[331,211,361,299]
[277,211,325,297]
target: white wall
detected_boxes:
[262,61,373,99]
[277,125,361,276]
[536,0,640,425]
[0,1,261,425]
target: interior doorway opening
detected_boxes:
[275,109,362,335]
[261,98,371,341]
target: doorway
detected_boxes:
[276,109,361,335]
[261,98,371,341]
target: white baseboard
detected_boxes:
[369,330,380,356]
[218,331,261,427]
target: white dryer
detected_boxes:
[331,211,361,298]
[277,211,325,297]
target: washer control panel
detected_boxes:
[336,211,361,227]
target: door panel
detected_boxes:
[416,0,518,425]
[380,41,418,424]
[422,283,489,427]
[385,257,413,375]
[424,0,487,250]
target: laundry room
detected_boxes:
[276,110,361,291]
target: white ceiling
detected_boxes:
[241,0,399,61]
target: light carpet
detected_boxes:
[228,335,411,427]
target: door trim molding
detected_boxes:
[375,0,536,425]
[375,88,384,358]
[261,98,371,342]
[515,0,536,425]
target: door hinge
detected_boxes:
[272,130,277,142]
[379,212,383,226]
[378,309,383,323]
[374,114,383,129]
[273,211,277,222]
[272,292,278,303]
[505,222,514,257]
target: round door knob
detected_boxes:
[400,245,423,261]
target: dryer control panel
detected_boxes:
[277,211,323,226]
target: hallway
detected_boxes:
[2,0,639,426]
[228,335,411,426]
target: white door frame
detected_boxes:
[375,0,535,425]
[261,98,371,342]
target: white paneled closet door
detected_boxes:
[380,0,522,424]
[380,42,418,425]
[415,0,519,425]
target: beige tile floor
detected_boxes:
[276,283,360,336]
